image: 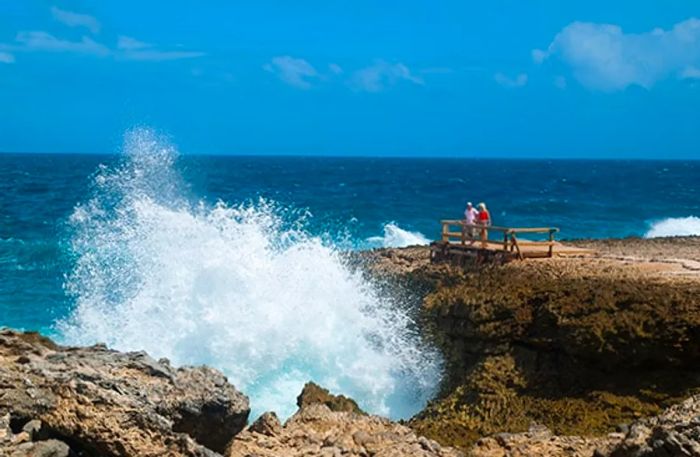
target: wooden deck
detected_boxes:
[431,220,594,264]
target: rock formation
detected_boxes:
[227,382,462,456]
[297,381,366,415]
[469,423,622,457]
[228,402,462,457]
[0,330,249,456]
[0,331,465,457]
[466,393,700,456]
[607,393,700,457]
[363,239,700,451]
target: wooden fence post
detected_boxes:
[548,229,555,257]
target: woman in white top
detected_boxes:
[463,202,478,244]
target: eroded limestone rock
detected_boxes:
[0,330,250,456]
[228,402,463,457]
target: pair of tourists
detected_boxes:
[463,202,491,247]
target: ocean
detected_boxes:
[1,128,699,420]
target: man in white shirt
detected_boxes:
[463,201,478,244]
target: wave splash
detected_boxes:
[366,223,430,248]
[645,216,700,238]
[58,128,442,420]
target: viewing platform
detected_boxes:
[431,219,593,264]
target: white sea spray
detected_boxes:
[58,127,443,420]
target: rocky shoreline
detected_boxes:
[364,236,700,455]
[2,236,699,456]
[0,330,455,457]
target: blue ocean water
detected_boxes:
[1,152,699,333]
[1,132,699,420]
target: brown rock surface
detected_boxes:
[361,238,700,451]
[470,423,622,457]
[466,393,700,456]
[606,393,700,457]
[569,236,700,264]
[297,381,366,415]
[228,403,463,457]
[0,329,250,456]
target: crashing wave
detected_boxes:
[645,216,700,238]
[366,223,430,248]
[57,127,442,421]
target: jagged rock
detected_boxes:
[21,420,48,441]
[469,423,622,457]
[467,394,700,457]
[227,402,463,457]
[1,413,71,457]
[605,394,700,456]
[0,330,250,456]
[249,411,282,436]
[9,439,70,457]
[297,381,365,415]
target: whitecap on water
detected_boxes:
[366,223,430,248]
[645,216,700,238]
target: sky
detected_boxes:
[1,1,700,158]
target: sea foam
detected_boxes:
[366,223,430,248]
[645,216,700,238]
[58,128,442,420]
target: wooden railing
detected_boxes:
[440,220,560,259]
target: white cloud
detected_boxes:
[119,49,206,61]
[264,56,318,89]
[116,36,205,61]
[681,66,700,79]
[117,36,150,50]
[0,52,15,64]
[534,18,700,91]
[0,30,203,62]
[531,49,548,64]
[0,6,202,63]
[351,60,423,92]
[51,7,101,34]
[494,72,528,88]
[328,63,343,74]
[14,31,110,56]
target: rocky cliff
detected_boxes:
[363,237,700,453]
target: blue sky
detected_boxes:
[1,1,700,158]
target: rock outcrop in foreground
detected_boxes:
[227,382,461,457]
[0,330,250,456]
[0,331,463,457]
[228,404,460,457]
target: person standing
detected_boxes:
[463,202,479,244]
[477,202,491,248]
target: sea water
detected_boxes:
[1,128,699,419]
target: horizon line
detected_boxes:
[0,150,699,161]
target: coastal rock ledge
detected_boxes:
[0,329,250,456]
[0,330,463,457]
